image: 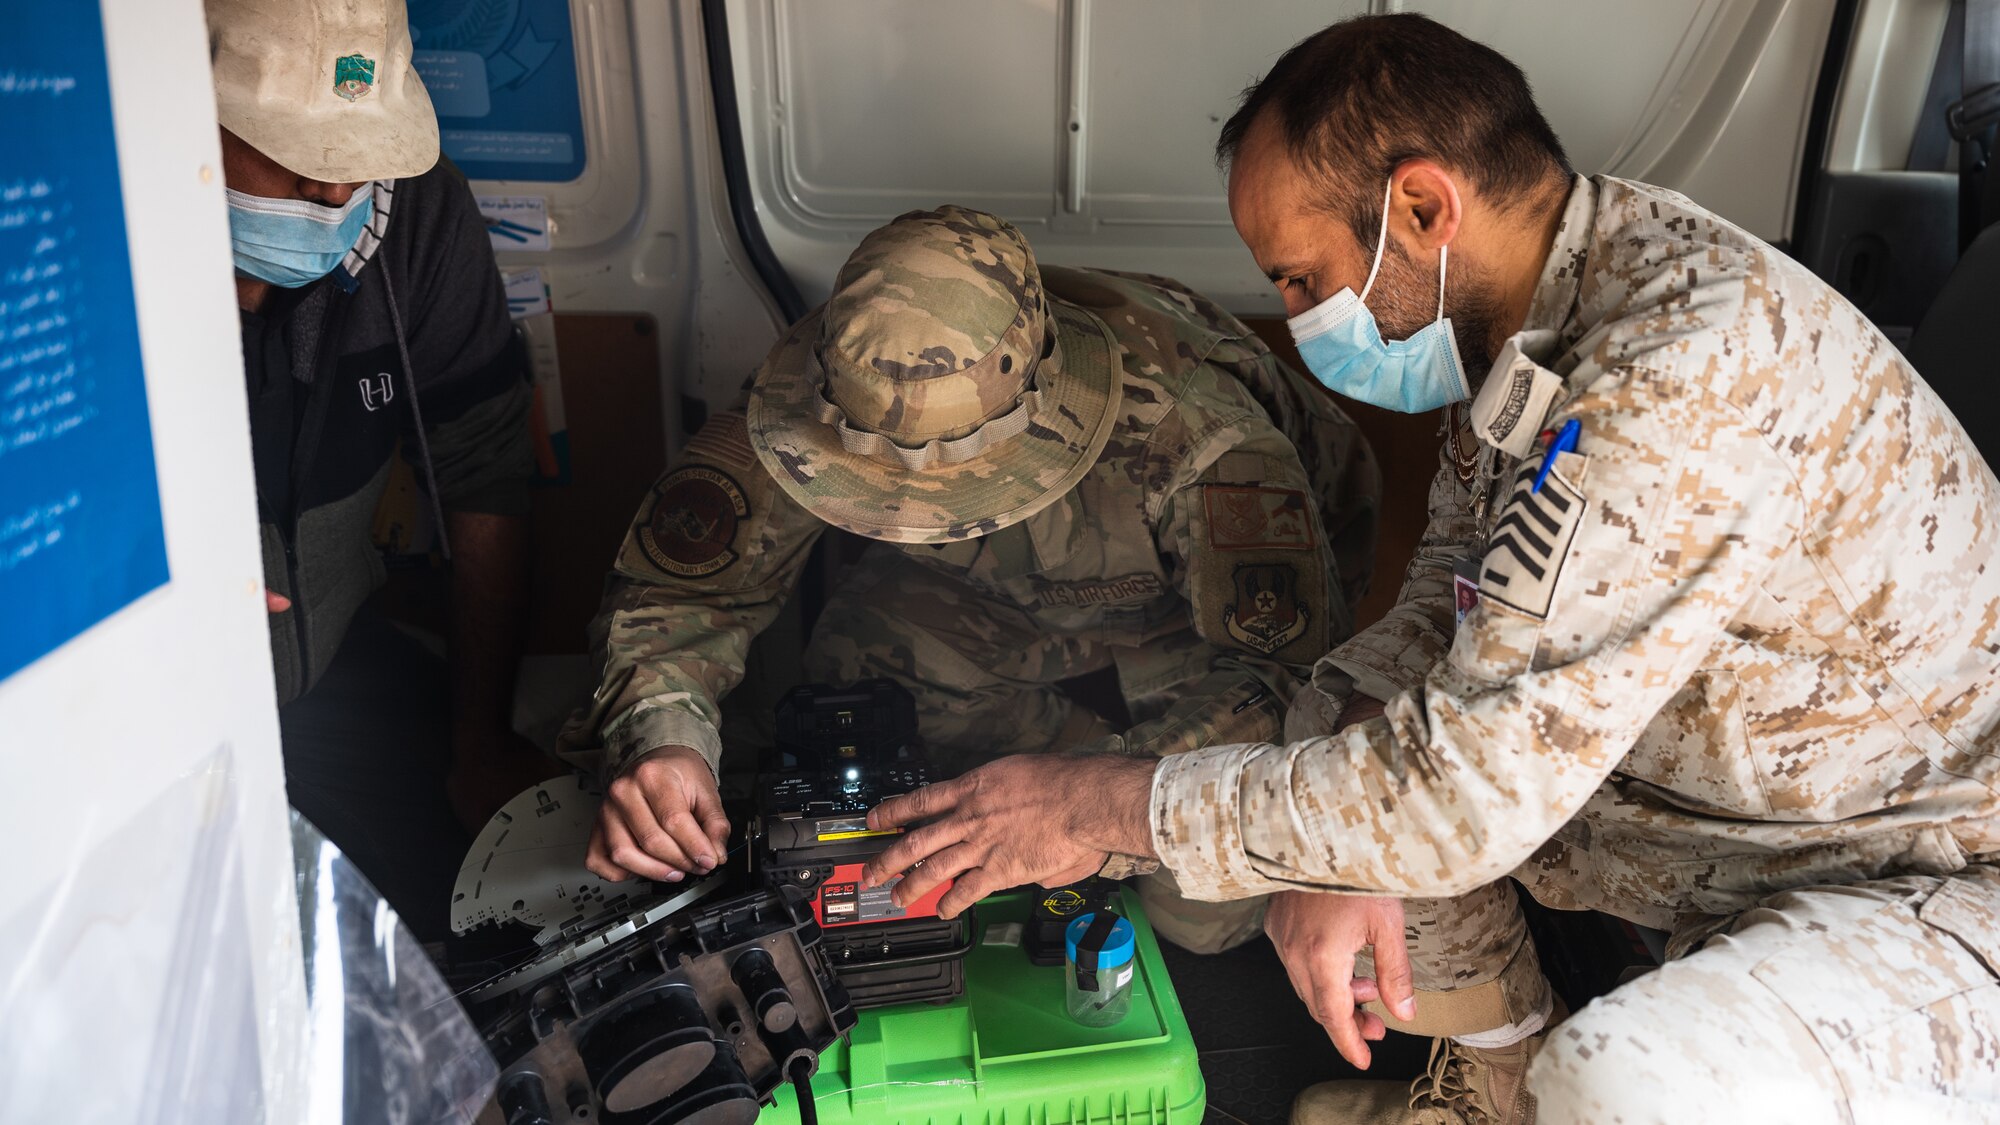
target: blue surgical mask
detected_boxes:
[226,186,374,288]
[1285,179,1469,414]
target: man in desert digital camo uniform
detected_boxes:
[860,16,2000,1123]
[562,204,1379,954]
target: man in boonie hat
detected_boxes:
[563,205,1379,953]
[209,0,546,939]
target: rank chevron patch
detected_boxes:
[1480,456,1586,620]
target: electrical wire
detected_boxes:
[375,258,451,560]
[788,1057,818,1125]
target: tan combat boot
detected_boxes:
[1288,1028,1550,1125]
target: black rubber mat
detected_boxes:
[1158,937,1429,1125]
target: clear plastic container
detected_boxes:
[1063,912,1136,1027]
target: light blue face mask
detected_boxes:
[226,186,374,288]
[1285,179,1469,414]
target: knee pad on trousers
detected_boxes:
[1365,933,1553,1039]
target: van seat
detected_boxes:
[1907,225,2000,466]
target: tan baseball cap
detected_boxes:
[747,206,1122,544]
[207,0,439,183]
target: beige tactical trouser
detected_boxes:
[803,548,1267,954]
[1351,880,1554,1037]
[1363,868,2000,1122]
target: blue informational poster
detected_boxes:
[409,0,588,183]
[0,5,171,682]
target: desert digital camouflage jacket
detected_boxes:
[565,267,1379,781]
[1156,175,2000,928]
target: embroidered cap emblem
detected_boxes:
[333,54,376,102]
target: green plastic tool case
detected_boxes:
[760,887,1205,1124]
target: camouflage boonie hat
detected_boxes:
[747,205,1121,543]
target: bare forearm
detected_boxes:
[1073,755,1160,861]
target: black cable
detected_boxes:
[377,259,452,560]
[788,1058,818,1125]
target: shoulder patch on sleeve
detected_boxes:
[1222,563,1310,654]
[1480,454,1587,619]
[639,465,750,578]
[683,408,758,473]
[1205,486,1315,550]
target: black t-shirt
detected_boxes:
[237,160,531,703]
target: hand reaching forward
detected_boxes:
[861,753,1157,918]
[1266,890,1416,1069]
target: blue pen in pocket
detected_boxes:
[1532,418,1581,495]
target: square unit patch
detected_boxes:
[1204,486,1313,550]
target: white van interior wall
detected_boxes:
[434,1,789,659]
[724,0,1837,312]
[478,0,786,438]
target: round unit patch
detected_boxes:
[639,466,749,577]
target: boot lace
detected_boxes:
[1408,1038,1490,1123]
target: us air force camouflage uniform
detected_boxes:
[565,207,1378,954]
[1152,177,2000,1115]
